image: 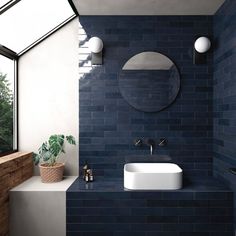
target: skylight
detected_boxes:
[0,0,75,54]
[0,0,11,9]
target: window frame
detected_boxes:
[0,0,77,156]
[0,0,76,54]
[0,45,18,157]
[68,0,79,16]
[0,0,20,15]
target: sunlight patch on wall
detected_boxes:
[78,22,97,79]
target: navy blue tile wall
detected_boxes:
[79,16,213,178]
[213,0,236,230]
[67,178,234,236]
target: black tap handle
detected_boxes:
[229,168,236,175]
[159,138,168,146]
[134,139,142,147]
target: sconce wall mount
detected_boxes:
[193,36,211,64]
[88,37,103,65]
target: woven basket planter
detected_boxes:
[39,163,65,183]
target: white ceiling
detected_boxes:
[72,0,225,15]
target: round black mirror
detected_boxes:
[119,52,180,112]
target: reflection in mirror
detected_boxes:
[119,52,180,112]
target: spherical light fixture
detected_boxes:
[88,37,103,53]
[194,37,211,54]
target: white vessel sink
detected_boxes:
[124,163,182,190]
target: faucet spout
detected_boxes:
[146,139,155,156]
[150,145,153,155]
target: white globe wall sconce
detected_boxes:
[88,37,103,65]
[193,36,211,64]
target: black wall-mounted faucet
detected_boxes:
[134,138,167,156]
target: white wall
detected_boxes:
[18,18,79,176]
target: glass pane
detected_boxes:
[0,0,11,9]
[0,0,74,53]
[0,54,15,154]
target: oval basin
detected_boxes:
[124,163,182,190]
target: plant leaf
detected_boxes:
[34,134,76,165]
[42,151,52,162]
[39,142,48,155]
[66,135,76,145]
[33,153,40,165]
[48,134,64,157]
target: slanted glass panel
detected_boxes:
[0,54,16,154]
[0,0,11,9]
[0,0,74,53]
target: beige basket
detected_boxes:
[39,163,65,183]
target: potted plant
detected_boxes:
[33,134,76,183]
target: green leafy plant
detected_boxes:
[33,134,76,166]
[0,73,14,153]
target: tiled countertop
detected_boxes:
[67,177,231,192]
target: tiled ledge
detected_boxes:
[67,177,232,192]
[67,177,234,236]
[0,152,33,236]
